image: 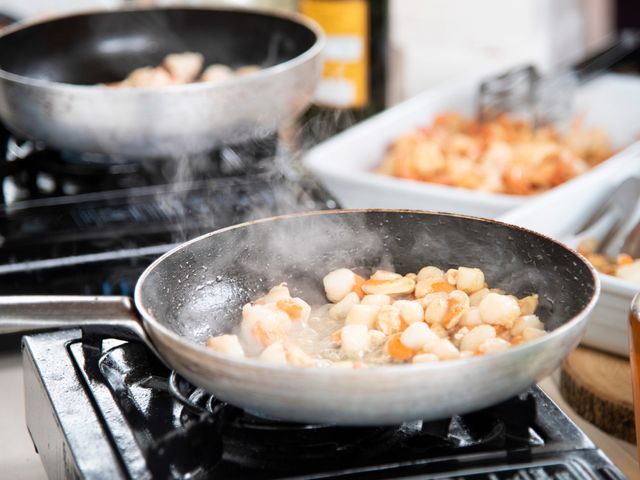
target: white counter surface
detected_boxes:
[0,351,638,479]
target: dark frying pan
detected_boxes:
[0,7,323,158]
[0,210,599,425]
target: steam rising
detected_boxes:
[115,12,590,344]
[151,208,596,349]
[168,210,393,343]
[296,108,359,151]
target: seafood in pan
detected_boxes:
[107,52,260,87]
[206,265,546,368]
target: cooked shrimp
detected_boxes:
[209,264,546,366]
[241,303,290,349]
[201,64,234,83]
[120,67,173,87]
[258,342,287,365]
[477,337,511,354]
[386,333,416,361]
[329,292,360,321]
[163,52,204,83]
[256,283,290,304]
[522,327,547,341]
[517,294,539,316]
[415,277,455,298]
[511,314,544,336]
[108,53,262,88]
[376,305,402,335]
[441,290,470,329]
[206,334,245,358]
[378,112,613,195]
[235,65,261,76]
[276,297,311,323]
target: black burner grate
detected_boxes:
[166,368,546,471]
[69,340,591,479]
[0,134,336,296]
[0,134,281,203]
[168,371,410,471]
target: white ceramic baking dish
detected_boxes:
[500,141,640,356]
[304,73,640,218]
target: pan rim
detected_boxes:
[0,5,325,92]
[133,208,601,376]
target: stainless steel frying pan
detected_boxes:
[0,7,323,158]
[0,210,599,425]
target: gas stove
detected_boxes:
[0,131,336,296]
[3,150,628,478]
[23,330,625,480]
[0,113,627,479]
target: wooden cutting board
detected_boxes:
[560,347,636,443]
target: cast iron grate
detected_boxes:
[50,336,622,479]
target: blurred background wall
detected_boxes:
[387,0,617,103]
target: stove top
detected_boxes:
[0,133,336,296]
[23,330,625,480]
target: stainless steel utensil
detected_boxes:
[573,177,640,257]
[477,33,640,127]
[477,64,577,127]
[477,65,539,124]
[0,210,599,425]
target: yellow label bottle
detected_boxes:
[300,0,369,108]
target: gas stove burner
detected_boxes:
[23,332,626,479]
[0,125,336,280]
[170,366,548,473]
[0,133,282,204]
[168,370,408,471]
[169,370,228,417]
[405,393,544,452]
[166,368,547,473]
[60,150,145,166]
[1,142,157,200]
[169,368,542,456]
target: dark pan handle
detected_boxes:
[0,296,156,352]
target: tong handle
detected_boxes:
[477,65,539,123]
[575,178,640,234]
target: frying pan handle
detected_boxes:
[0,295,152,347]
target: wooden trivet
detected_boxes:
[560,347,636,443]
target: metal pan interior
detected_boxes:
[0,7,319,86]
[137,210,597,348]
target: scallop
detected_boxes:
[478,293,520,327]
[345,304,381,328]
[323,268,356,303]
[400,322,439,350]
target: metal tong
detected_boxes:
[572,177,640,258]
[477,31,640,127]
